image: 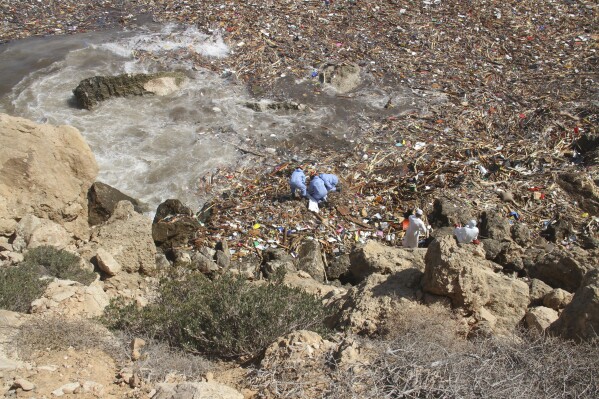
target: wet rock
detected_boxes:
[88,181,145,226]
[152,199,199,253]
[244,100,306,112]
[73,72,187,109]
[348,240,426,283]
[480,211,512,241]
[549,269,599,342]
[296,239,326,282]
[557,172,599,215]
[543,288,573,310]
[428,198,474,228]
[319,62,361,93]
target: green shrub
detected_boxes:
[103,270,330,359]
[22,245,96,285]
[0,263,49,312]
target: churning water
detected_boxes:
[0,24,419,212]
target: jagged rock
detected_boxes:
[543,288,574,310]
[88,181,145,226]
[152,199,200,252]
[296,239,326,282]
[283,271,346,303]
[480,211,512,242]
[557,172,599,215]
[542,218,574,243]
[525,306,559,334]
[529,278,553,306]
[527,248,592,292]
[190,251,220,275]
[11,215,73,252]
[31,280,108,318]
[549,269,599,342]
[153,382,243,399]
[0,114,97,239]
[95,247,122,276]
[428,198,474,228]
[348,240,426,283]
[494,241,525,274]
[422,236,529,333]
[481,238,504,260]
[337,272,421,335]
[72,72,187,109]
[90,201,156,275]
[511,223,531,247]
[261,248,296,278]
[319,62,361,93]
[326,253,351,281]
[214,241,231,269]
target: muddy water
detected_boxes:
[0,24,420,212]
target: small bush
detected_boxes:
[22,245,96,285]
[103,270,330,359]
[13,317,120,360]
[0,263,49,312]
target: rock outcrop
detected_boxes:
[527,248,593,292]
[90,201,157,275]
[422,236,529,333]
[0,114,97,239]
[11,215,73,252]
[348,240,426,283]
[549,269,599,342]
[73,72,187,109]
[88,181,145,226]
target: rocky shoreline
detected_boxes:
[0,1,598,397]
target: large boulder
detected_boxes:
[549,269,599,342]
[0,114,98,239]
[480,211,512,242]
[88,181,145,226]
[90,201,156,275]
[30,279,108,318]
[428,198,474,228]
[152,382,243,399]
[11,215,73,252]
[422,236,529,333]
[348,240,426,283]
[73,72,187,110]
[527,248,593,292]
[152,199,200,253]
[296,239,326,282]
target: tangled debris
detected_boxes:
[1,1,597,258]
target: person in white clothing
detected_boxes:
[403,209,428,248]
[454,220,479,244]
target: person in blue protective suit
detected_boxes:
[307,172,328,203]
[319,173,341,193]
[289,166,307,198]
